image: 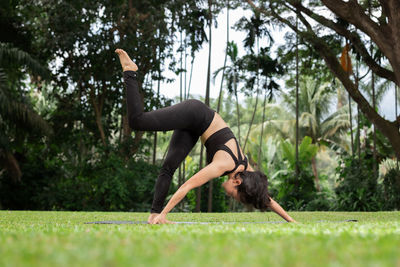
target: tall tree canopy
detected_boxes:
[245,0,400,160]
[16,0,211,157]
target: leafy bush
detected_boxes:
[382,168,400,210]
[335,154,383,211]
[271,136,318,210]
[305,190,336,211]
[272,169,316,211]
[0,146,160,211]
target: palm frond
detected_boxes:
[0,42,49,79]
[320,106,351,139]
[0,68,52,136]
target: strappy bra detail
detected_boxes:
[219,138,248,176]
[204,127,248,176]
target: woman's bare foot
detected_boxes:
[115,49,138,72]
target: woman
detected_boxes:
[115,49,296,224]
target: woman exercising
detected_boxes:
[115,49,296,224]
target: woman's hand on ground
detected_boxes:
[151,214,176,224]
[147,213,160,224]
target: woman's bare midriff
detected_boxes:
[200,112,228,144]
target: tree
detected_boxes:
[23,0,210,158]
[246,0,400,160]
[205,0,213,212]
[282,76,351,191]
[0,43,52,182]
[214,41,243,145]
[235,11,267,152]
[216,0,230,113]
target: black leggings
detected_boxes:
[124,71,215,213]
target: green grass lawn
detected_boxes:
[0,211,399,267]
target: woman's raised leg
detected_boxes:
[116,49,214,136]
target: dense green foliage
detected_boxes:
[335,155,382,211]
[271,136,318,210]
[382,168,400,210]
[0,211,399,267]
[0,148,161,211]
[1,0,399,213]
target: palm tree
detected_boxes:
[216,0,230,113]
[245,100,292,168]
[214,41,242,146]
[282,76,351,191]
[234,11,276,154]
[239,12,263,152]
[206,0,213,212]
[0,42,52,182]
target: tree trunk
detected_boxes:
[3,151,22,182]
[196,145,204,212]
[184,36,187,101]
[217,0,229,113]
[243,94,259,152]
[258,88,267,169]
[206,0,213,213]
[180,31,183,103]
[122,115,130,142]
[178,31,183,190]
[182,39,187,211]
[243,37,260,152]
[89,85,107,147]
[234,72,241,147]
[311,156,321,192]
[368,0,378,176]
[348,92,354,156]
[131,131,144,156]
[295,16,300,177]
[372,68,378,178]
[355,60,361,160]
[396,85,399,168]
[186,56,195,99]
[152,79,160,164]
[178,165,182,210]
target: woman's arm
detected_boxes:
[151,162,226,224]
[268,198,297,223]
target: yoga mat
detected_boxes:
[85,219,357,225]
[85,221,285,224]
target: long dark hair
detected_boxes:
[236,171,271,211]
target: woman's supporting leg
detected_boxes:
[151,129,198,213]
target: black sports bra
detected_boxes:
[204,127,248,176]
